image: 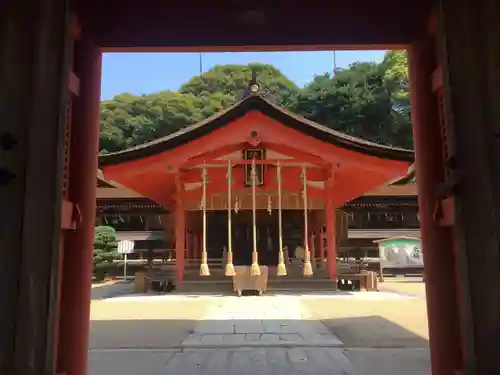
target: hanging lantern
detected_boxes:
[199,166,210,276]
[301,165,313,277]
[276,161,287,276]
[225,160,236,276]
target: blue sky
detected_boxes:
[101,50,386,100]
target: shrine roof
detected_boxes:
[99,94,414,166]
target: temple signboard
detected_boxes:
[374,236,423,270]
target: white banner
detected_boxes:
[377,237,423,269]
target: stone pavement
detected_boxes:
[89,347,430,375]
[182,296,343,347]
[89,287,430,375]
[90,347,357,375]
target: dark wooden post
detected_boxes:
[0,1,74,374]
[437,1,500,373]
[408,23,463,375]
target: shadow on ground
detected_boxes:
[322,315,428,348]
[90,316,428,349]
[91,281,135,300]
[89,318,429,375]
[90,319,195,348]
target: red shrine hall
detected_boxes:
[100,87,413,288]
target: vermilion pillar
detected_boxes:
[175,179,185,282]
[325,182,337,280]
[57,41,101,375]
[319,227,325,267]
[409,34,463,375]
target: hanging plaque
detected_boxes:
[243,148,265,186]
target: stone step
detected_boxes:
[175,279,337,293]
[175,280,233,293]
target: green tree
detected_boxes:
[294,62,395,144]
[99,57,412,152]
[293,53,412,149]
[93,226,121,280]
[180,63,300,107]
[99,64,299,152]
[383,50,409,112]
[382,50,413,148]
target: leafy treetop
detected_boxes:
[99,54,412,153]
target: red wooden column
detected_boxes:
[175,178,185,282]
[409,33,463,375]
[57,40,102,375]
[325,179,337,280]
[319,227,325,267]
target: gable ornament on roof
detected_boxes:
[240,68,277,104]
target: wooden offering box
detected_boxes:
[232,266,269,296]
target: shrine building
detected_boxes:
[99,84,413,290]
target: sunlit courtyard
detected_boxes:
[88,278,429,375]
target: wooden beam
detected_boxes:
[101,44,409,53]
[182,158,325,168]
[180,166,327,184]
[183,143,243,166]
[261,142,327,165]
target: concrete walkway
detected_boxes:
[91,281,135,300]
[182,296,343,347]
[90,347,358,375]
[89,288,430,375]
